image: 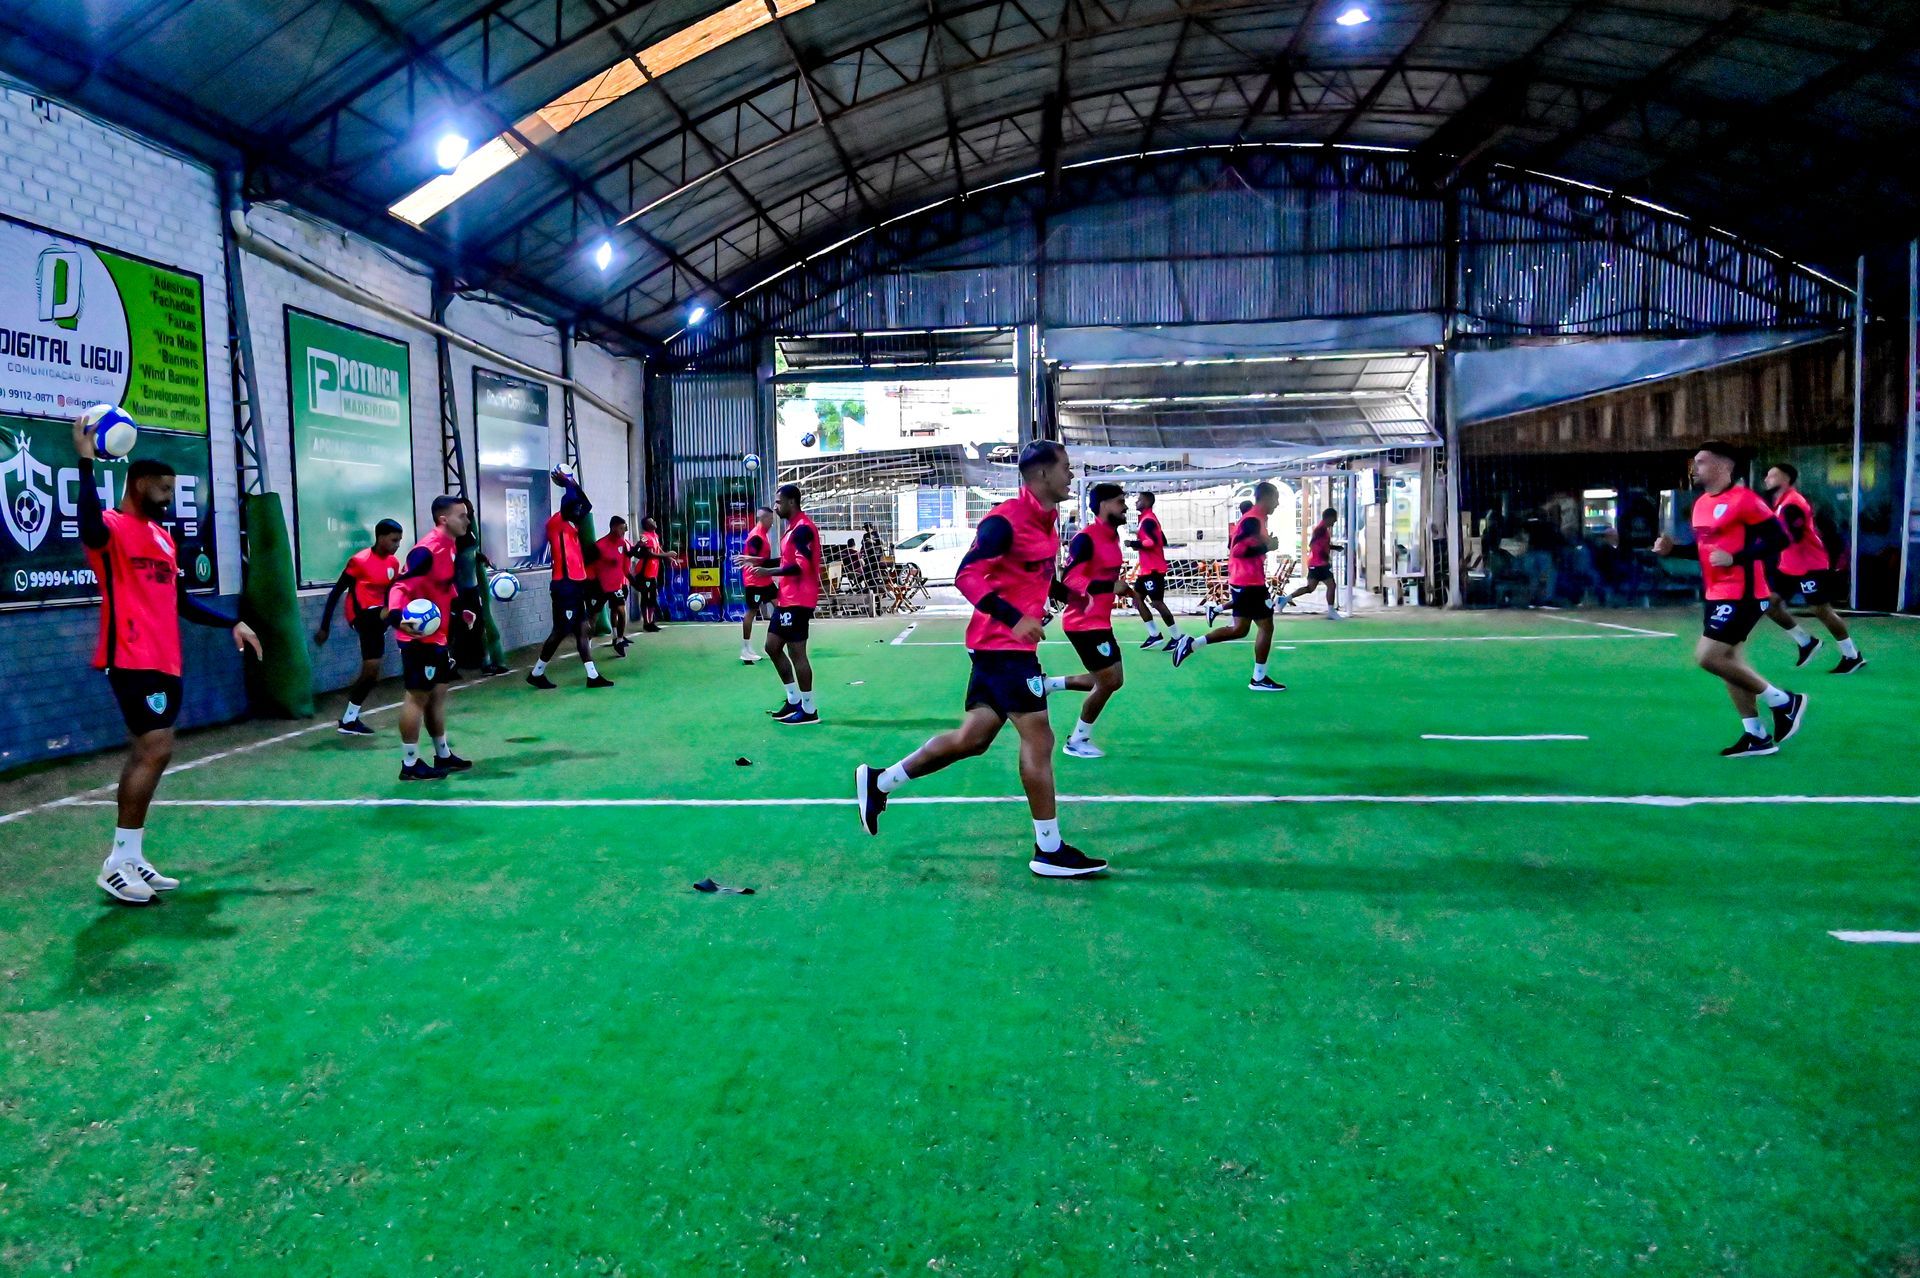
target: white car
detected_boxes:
[893,527,974,584]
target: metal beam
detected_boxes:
[760,0,884,225]
[1327,0,1458,144]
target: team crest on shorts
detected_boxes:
[1026,675,1045,697]
[144,691,168,714]
[424,665,437,680]
[1097,641,1112,657]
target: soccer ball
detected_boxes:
[80,404,138,459]
[488,572,521,602]
[552,463,577,485]
[800,432,817,448]
[400,598,442,636]
[687,594,706,613]
[743,453,761,474]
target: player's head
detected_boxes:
[1134,490,1155,513]
[1238,500,1253,514]
[1321,506,1339,525]
[1089,482,1127,526]
[125,459,176,520]
[373,518,403,554]
[1253,482,1280,514]
[641,514,659,533]
[608,515,627,534]
[431,494,471,537]
[755,506,774,528]
[1765,462,1798,493]
[1017,440,1072,505]
[1693,440,1742,490]
[775,483,803,518]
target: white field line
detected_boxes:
[889,623,918,645]
[1536,612,1677,638]
[58,793,1920,812]
[1422,734,1588,741]
[898,634,1672,647]
[1829,931,1920,944]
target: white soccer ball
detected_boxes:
[81,404,138,459]
[687,594,706,613]
[553,463,578,485]
[400,598,442,636]
[743,453,761,474]
[488,572,521,602]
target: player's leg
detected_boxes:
[1061,665,1123,758]
[609,590,629,653]
[776,637,818,723]
[740,595,758,663]
[763,628,800,715]
[339,614,386,734]
[1249,618,1283,691]
[397,687,444,780]
[423,682,470,770]
[97,724,175,903]
[1763,588,1823,667]
[1009,709,1107,877]
[856,706,1005,833]
[575,609,612,687]
[1697,625,1802,753]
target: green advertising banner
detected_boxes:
[286,308,415,587]
[0,413,218,608]
[0,214,209,432]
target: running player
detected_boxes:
[389,496,474,780]
[1128,491,1182,650]
[1049,482,1129,759]
[738,506,776,664]
[1171,482,1285,691]
[591,515,634,658]
[315,517,402,735]
[1761,463,1865,675]
[1206,500,1259,628]
[528,469,613,689]
[634,515,666,632]
[73,418,263,904]
[733,484,822,723]
[1281,506,1343,618]
[1652,441,1807,757]
[855,441,1109,879]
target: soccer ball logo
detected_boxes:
[12,489,44,535]
[0,440,55,553]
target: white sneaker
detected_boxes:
[97,861,154,904]
[1274,595,1293,613]
[1062,738,1105,759]
[740,648,760,664]
[1326,608,1345,621]
[130,857,180,892]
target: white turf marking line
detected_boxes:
[889,623,918,645]
[898,634,1671,647]
[62,793,1920,811]
[1829,931,1920,944]
[1536,613,1677,638]
[1422,734,1588,742]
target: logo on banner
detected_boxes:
[308,348,402,425]
[36,248,83,329]
[0,437,54,552]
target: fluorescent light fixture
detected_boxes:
[593,239,614,271]
[389,0,815,226]
[687,305,709,326]
[1335,6,1371,25]
[433,132,470,171]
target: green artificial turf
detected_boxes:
[1,607,1915,1276]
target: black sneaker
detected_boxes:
[1830,654,1866,676]
[1139,635,1164,651]
[642,623,662,633]
[610,642,629,659]
[399,760,447,781]
[767,698,800,716]
[1793,637,1821,668]
[775,707,820,725]
[434,753,473,773]
[586,674,616,688]
[1248,676,1286,692]
[1169,634,1197,668]
[336,719,375,736]
[1720,733,1778,759]
[482,664,511,676]
[526,672,557,690]
[1206,604,1220,627]
[855,764,887,835]
[1029,843,1109,878]
[1770,691,1807,745]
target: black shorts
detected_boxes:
[744,584,778,610]
[350,608,388,661]
[1305,564,1335,585]
[551,579,588,629]
[107,668,183,736]
[965,650,1047,720]
[1702,598,1767,644]
[638,577,660,604]
[1133,572,1165,600]
[1781,569,1841,607]
[399,640,452,691]
[769,605,813,642]
[1230,584,1274,621]
[1067,628,1122,673]
[588,585,627,613]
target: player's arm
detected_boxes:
[176,575,262,657]
[73,456,111,551]
[956,515,1041,639]
[1231,517,1266,561]
[315,568,355,640]
[1726,511,1788,567]
[1776,502,1810,543]
[1058,532,1096,604]
[386,546,434,624]
[759,525,817,577]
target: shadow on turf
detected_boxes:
[460,745,612,778]
[61,886,317,1001]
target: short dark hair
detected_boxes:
[1137,490,1155,507]
[430,494,461,520]
[1253,481,1279,503]
[641,515,659,530]
[374,518,403,537]
[1322,507,1339,521]
[1089,482,1124,509]
[127,459,175,483]
[756,506,773,517]
[776,483,802,504]
[1017,439,1066,477]
[608,515,627,528]
[1239,500,1254,514]
[1698,440,1742,464]
[1771,461,1799,485]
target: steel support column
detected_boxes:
[432,276,468,497]
[219,170,268,498]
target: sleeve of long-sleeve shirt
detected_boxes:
[1734,512,1788,565]
[1231,516,1266,559]
[177,574,236,629]
[386,546,433,619]
[1776,502,1809,543]
[1061,532,1095,601]
[318,568,354,630]
[76,458,110,550]
[955,515,1023,628]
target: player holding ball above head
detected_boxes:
[1653,440,1807,758]
[1045,482,1130,759]
[1170,482,1286,692]
[315,517,403,735]
[71,412,263,904]
[388,495,476,781]
[855,440,1109,879]
[527,467,614,689]
[733,484,822,724]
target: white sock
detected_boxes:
[1742,715,1768,739]
[1759,685,1791,709]
[783,681,800,704]
[1043,675,1069,693]
[1839,638,1859,658]
[433,736,451,759]
[1070,718,1093,742]
[1167,624,1183,638]
[1033,818,1063,854]
[1192,635,1209,649]
[1253,662,1267,680]
[1145,620,1161,637]
[800,691,815,713]
[878,763,911,793]
[1788,625,1813,646]
[110,826,144,864]
[531,659,548,676]
[583,661,599,679]
[342,702,361,723]
[403,743,420,766]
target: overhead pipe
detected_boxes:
[227,207,635,427]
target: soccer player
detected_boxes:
[591,515,634,658]
[733,484,822,723]
[527,469,614,689]
[1050,482,1129,759]
[389,496,474,780]
[314,517,402,736]
[634,515,666,633]
[72,417,262,903]
[449,499,488,675]
[1282,507,1343,618]
[1760,463,1865,675]
[854,441,1109,879]
[1652,441,1807,758]
[1128,491,1182,650]
[738,506,777,664]
[1171,482,1285,691]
